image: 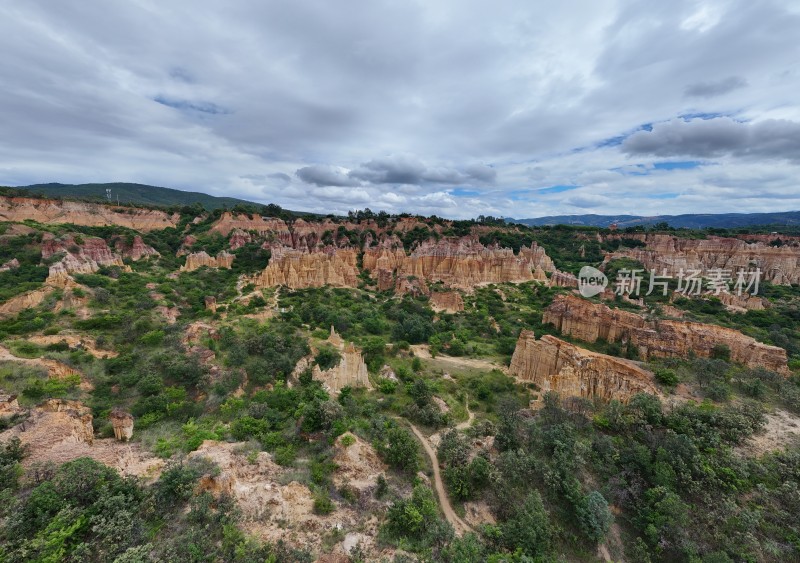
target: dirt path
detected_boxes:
[411,344,508,374]
[406,421,473,536]
[456,398,474,431]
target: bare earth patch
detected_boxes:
[739,409,800,457]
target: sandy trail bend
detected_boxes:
[405,420,474,536]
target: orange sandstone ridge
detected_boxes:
[363,237,553,291]
[0,195,179,231]
[248,245,359,289]
[544,293,789,374]
[602,233,800,285]
[180,250,235,272]
[509,330,658,403]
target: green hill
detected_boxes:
[11,182,262,211]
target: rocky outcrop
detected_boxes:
[0,394,21,417]
[313,328,371,395]
[544,294,790,374]
[210,212,292,241]
[228,228,253,250]
[603,233,800,285]
[0,258,20,272]
[42,234,130,283]
[0,285,55,317]
[109,408,134,441]
[715,292,768,312]
[204,296,217,312]
[549,270,579,288]
[114,235,159,260]
[0,399,94,462]
[509,331,658,403]
[249,246,359,289]
[430,291,465,313]
[180,250,234,272]
[363,237,554,291]
[0,195,179,231]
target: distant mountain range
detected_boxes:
[7,183,800,229]
[11,182,260,210]
[509,211,800,229]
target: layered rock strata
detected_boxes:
[0,195,179,231]
[249,246,359,289]
[509,331,658,403]
[544,293,789,374]
[603,233,800,285]
[363,237,554,291]
[180,250,235,272]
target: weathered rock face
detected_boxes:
[544,294,790,374]
[549,270,579,288]
[313,328,371,395]
[228,228,253,250]
[0,258,20,272]
[42,234,131,284]
[603,233,800,285]
[180,250,235,272]
[109,408,134,441]
[0,400,94,465]
[429,291,465,313]
[114,235,160,260]
[0,394,21,417]
[0,285,55,317]
[509,331,658,403]
[715,292,768,312]
[0,196,179,231]
[249,245,359,289]
[210,212,292,241]
[363,237,554,291]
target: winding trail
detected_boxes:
[406,421,473,536]
[400,399,475,536]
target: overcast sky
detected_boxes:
[1,0,799,219]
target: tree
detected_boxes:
[384,426,420,472]
[500,491,552,558]
[578,491,613,543]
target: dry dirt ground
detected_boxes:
[410,344,508,374]
[739,408,800,456]
[189,439,395,560]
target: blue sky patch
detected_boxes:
[450,187,481,197]
[538,184,579,194]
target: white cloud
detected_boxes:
[0,0,798,219]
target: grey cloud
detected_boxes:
[464,164,496,183]
[349,155,427,184]
[622,117,800,161]
[296,164,360,187]
[1,0,799,219]
[348,156,495,186]
[685,76,747,98]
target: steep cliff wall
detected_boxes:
[248,245,359,289]
[180,250,235,272]
[509,331,658,402]
[603,233,800,285]
[0,195,179,231]
[363,237,554,291]
[544,294,789,374]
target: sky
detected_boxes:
[1,0,799,219]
